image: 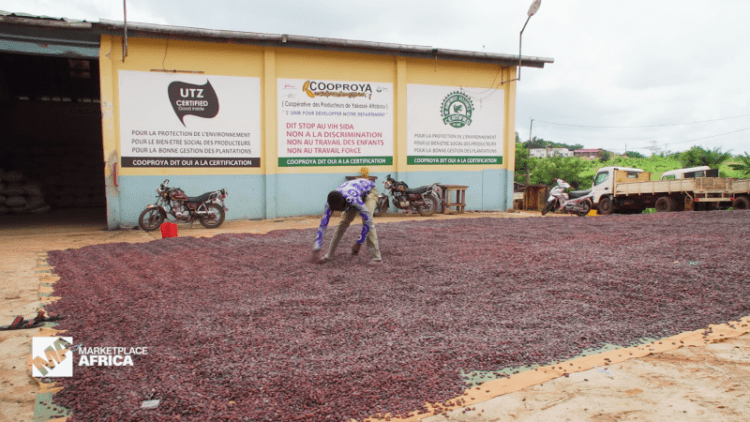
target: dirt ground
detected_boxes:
[1,208,748,422]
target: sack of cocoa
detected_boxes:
[29,205,51,214]
[4,196,26,207]
[3,183,24,196]
[3,170,25,183]
[23,196,45,211]
[22,182,43,196]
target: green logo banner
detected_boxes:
[407,156,503,165]
[279,156,393,167]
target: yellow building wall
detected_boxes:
[400,58,515,173]
[100,36,516,178]
[98,35,518,226]
[100,35,266,177]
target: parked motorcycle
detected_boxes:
[373,174,441,217]
[541,178,593,217]
[138,179,228,230]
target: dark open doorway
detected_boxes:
[0,52,106,227]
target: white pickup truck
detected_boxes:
[590,166,750,214]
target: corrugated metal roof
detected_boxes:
[0,10,92,28]
[97,19,553,68]
[0,11,554,68]
[0,11,99,57]
[0,10,89,23]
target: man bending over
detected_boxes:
[313,178,382,264]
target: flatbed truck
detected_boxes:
[590,167,750,214]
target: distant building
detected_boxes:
[574,148,603,159]
[529,147,573,158]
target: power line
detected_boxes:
[604,127,750,149]
[658,127,750,146]
[533,114,750,129]
[560,128,750,153]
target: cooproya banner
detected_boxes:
[277,78,393,167]
[118,71,261,168]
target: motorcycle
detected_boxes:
[373,174,441,217]
[541,178,593,217]
[138,179,228,231]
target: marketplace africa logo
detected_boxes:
[31,337,73,377]
[31,337,149,378]
[441,91,474,128]
[167,80,220,126]
[302,80,372,99]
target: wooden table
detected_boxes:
[438,184,469,214]
[345,176,378,181]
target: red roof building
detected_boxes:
[574,148,603,159]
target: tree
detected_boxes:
[598,150,613,162]
[523,137,549,149]
[530,156,589,189]
[624,151,645,159]
[562,143,584,151]
[679,146,732,168]
[514,142,533,185]
[728,152,750,177]
[522,137,583,152]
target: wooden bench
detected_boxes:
[438,184,469,214]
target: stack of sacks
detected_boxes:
[0,168,51,214]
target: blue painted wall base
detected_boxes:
[111,170,512,228]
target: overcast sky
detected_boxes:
[4,0,749,155]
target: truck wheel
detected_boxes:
[655,196,676,212]
[597,197,614,215]
[732,196,750,210]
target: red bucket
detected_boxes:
[160,222,178,238]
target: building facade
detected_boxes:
[574,148,603,159]
[0,13,553,229]
[528,148,573,158]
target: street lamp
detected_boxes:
[517,0,541,81]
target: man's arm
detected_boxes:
[313,203,332,250]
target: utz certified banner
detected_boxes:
[118,71,261,168]
[407,84,504,165]
[277,79,393,167]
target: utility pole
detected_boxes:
[123,0,128,62]
[528,118,534,144]
[523,118,533,210]
[527,118,533,184]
